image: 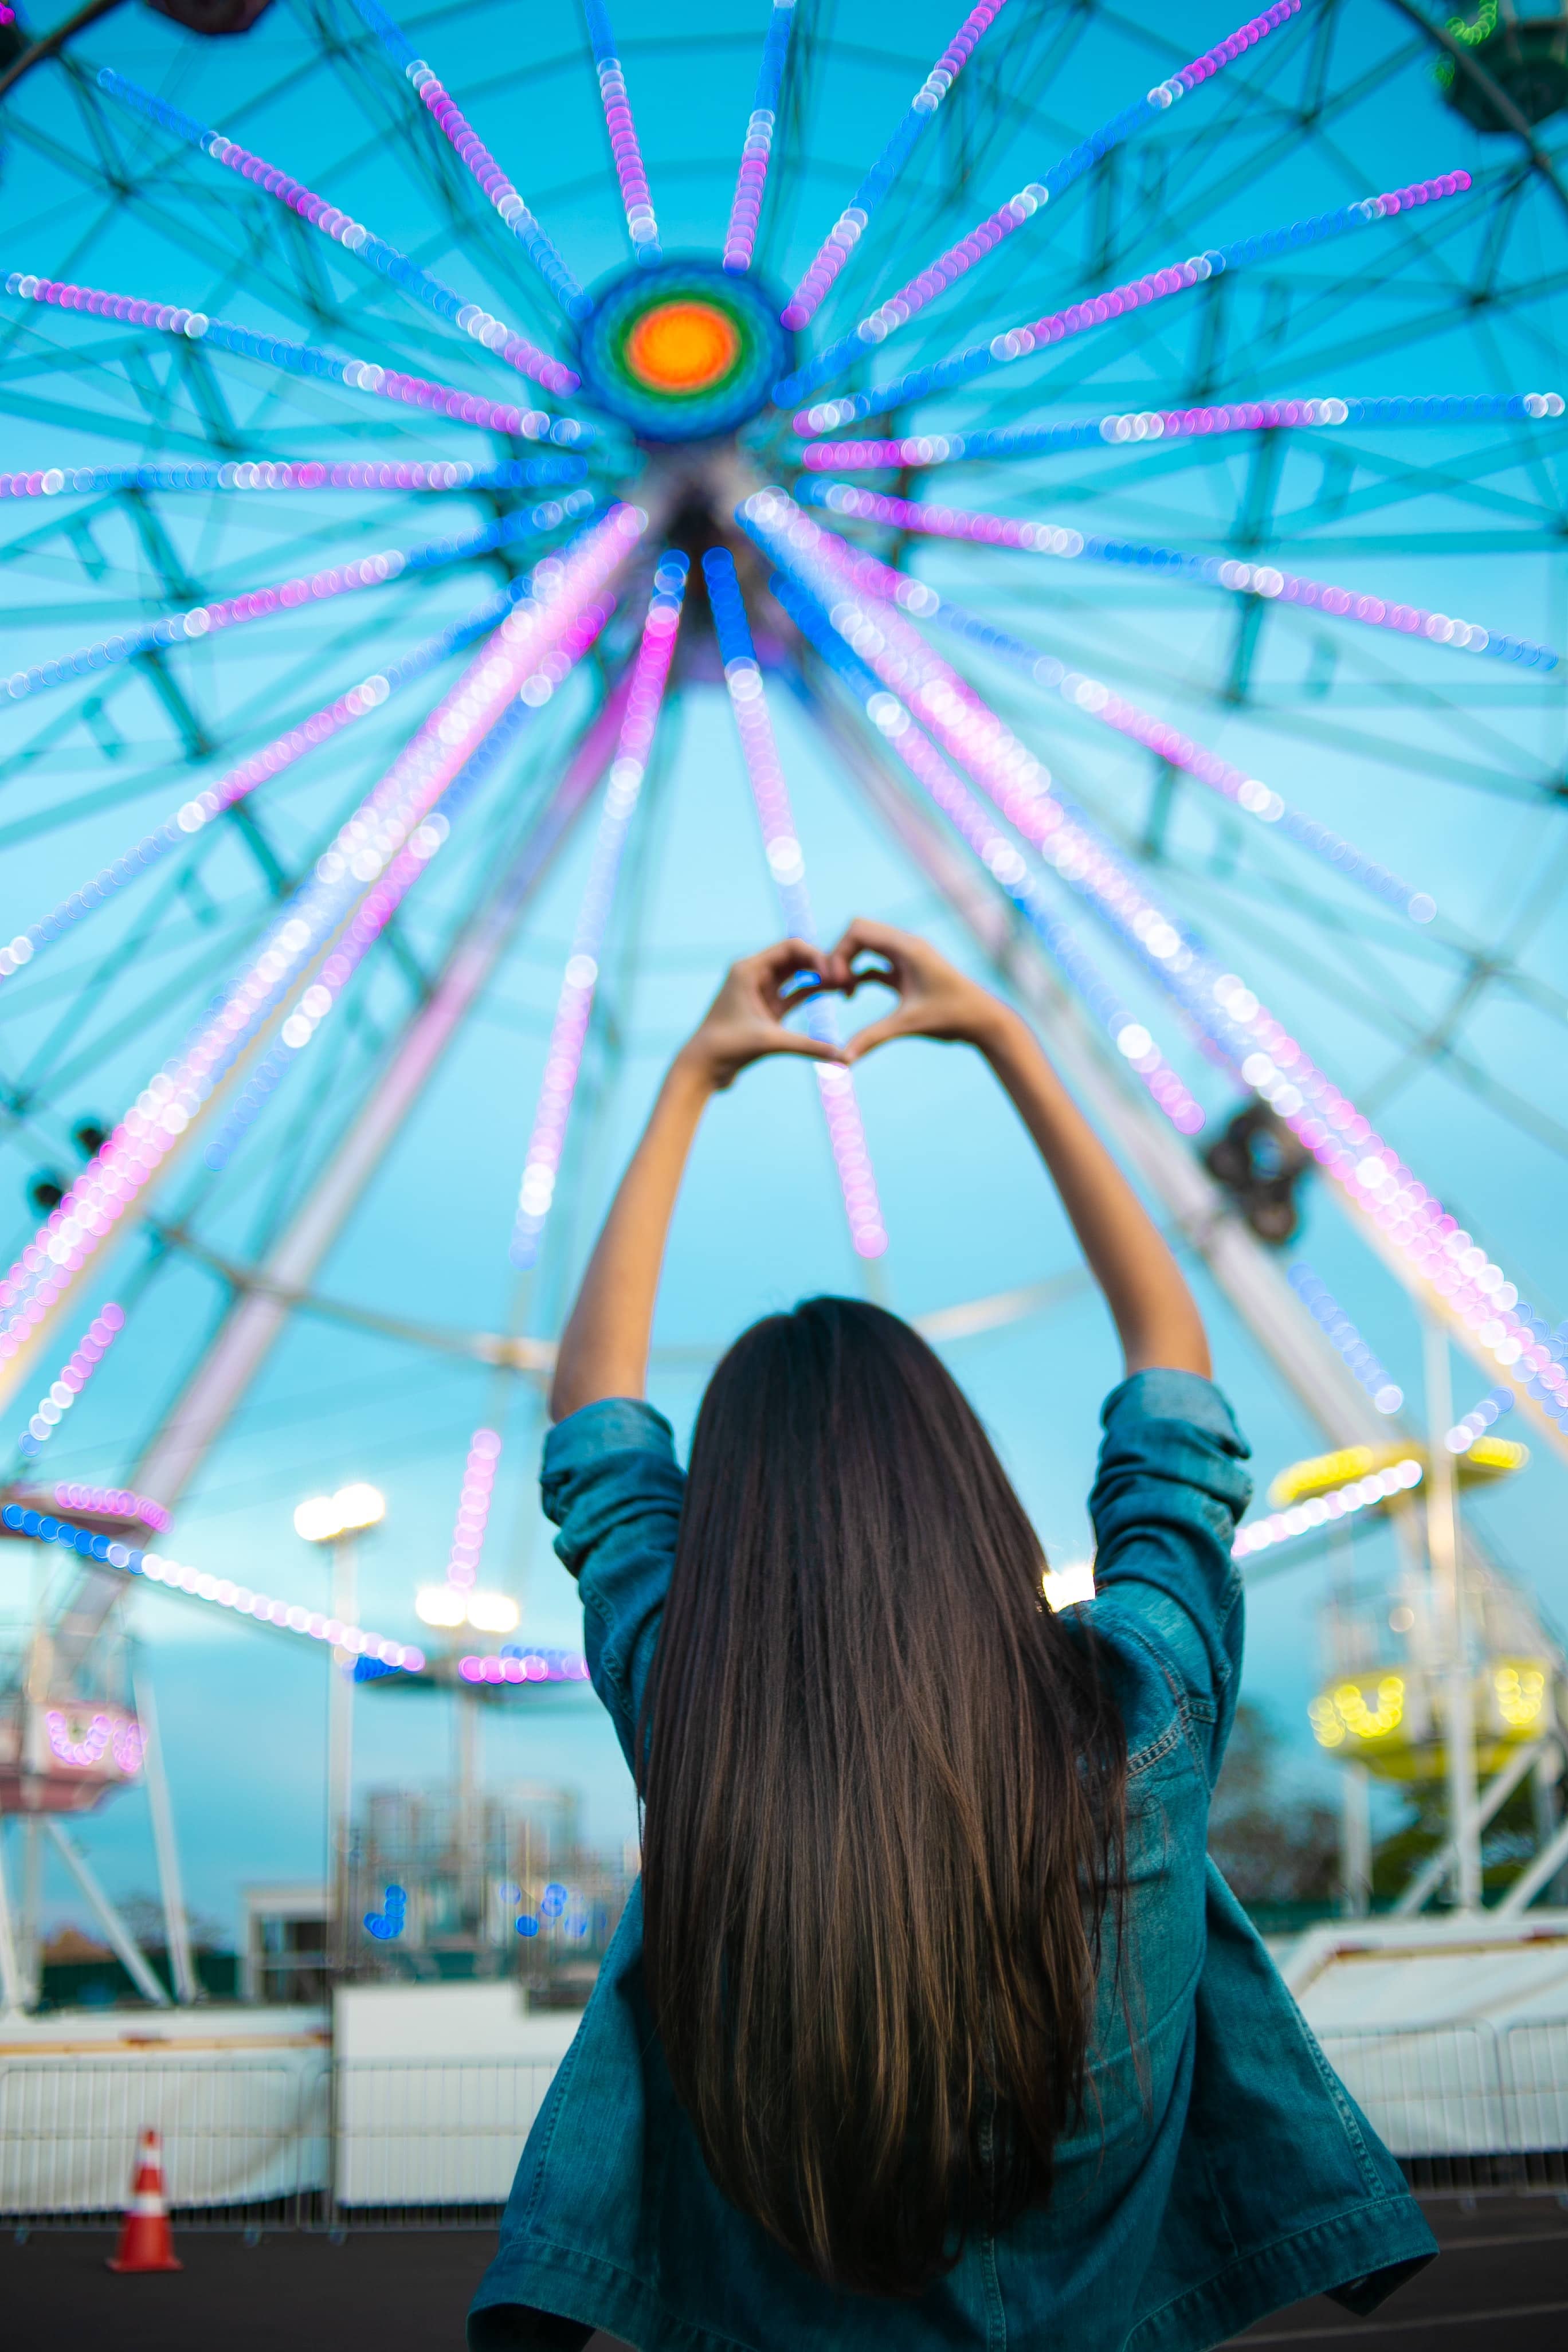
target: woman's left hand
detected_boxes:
[676,939,848,1092]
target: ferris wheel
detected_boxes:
[2,0,1567,1961]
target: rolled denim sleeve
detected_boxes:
[1088,1369,1252,1782]
[540,1397,685,1773]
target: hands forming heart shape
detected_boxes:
[681,918,1010,1091]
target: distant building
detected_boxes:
[346,1783,633,2001]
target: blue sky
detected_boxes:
[2,0,1566,1942]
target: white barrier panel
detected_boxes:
[334,2059,556,2206]
[1,2018,1563,2220]
[0,2054,328,2213]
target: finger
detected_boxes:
[760,1028,849,1065]
[842,1010,921,1063]
[841,954,896,1001]
[830,916,919,968]
[752,936,825,982]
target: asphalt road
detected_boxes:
[1,2196,1563,2349]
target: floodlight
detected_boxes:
[465,1590,520,1635]
[415,1585,468,1629]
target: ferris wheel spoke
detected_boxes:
[130,675,643,1512]
[788,172,1475,431]
[704,547,889,1261]
[0,572,524,850]
[346,0,589,323]
[510,553,688,1271]
[787,629,1206,1138]
[0,574,546,984]
[779,2,1308,406]
[96,70,579,399]
[801,480,1558,671]
[582,0,662,266]
[744,485,1568,1452]
[781,0,1010,328]
[720,0,799,276]
[797,390,1568,475]
[2,274,589,449]
[0,454,587,503]
[0,505,646,1405]
[1,485,594,711]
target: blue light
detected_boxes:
[363,1884,407,1939]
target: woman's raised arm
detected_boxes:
[831,919,1210,1379]
[548,939,847,1421]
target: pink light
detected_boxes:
[96,72,577,395]
[1233,1459,1423,1559]
[458,1649,589,1682]
[45,1709,113,1768]
[16,1303,124,1455]
[5,672,392,978]
[786,507,1434,921]
[722,1,797,275]
[782,0,1009,327]
[0,509,647,1384]
[444,1428,501,1589]
[803,481,1536,665]
[53,1482,171,1532]
[511,555,689,1267]
[790,3,1302,357]
[789,172,1473,429]
[750,492,1552,1414]
[3,272,577,444]
[797,392,1568,470]
[128,1544,425,1669]
[703,553,888,1260]
[584,3,660,259]
[399,57,586,316]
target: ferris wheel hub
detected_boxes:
[574,257,794,444]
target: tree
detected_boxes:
[1207,1703,1340,1907]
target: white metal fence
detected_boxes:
[2,2024,1564,2230]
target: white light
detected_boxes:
[293,1495,341,1543]
[415,1585,469,1628]
[465,1590,520,1634]
[334,1481,386,1532]
[1042,1559,1096,1613]
[294,1481,386,1542]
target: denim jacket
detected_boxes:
[471,1370,1436,2350]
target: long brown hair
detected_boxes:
[638,1296,1126,2296]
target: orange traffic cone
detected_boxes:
[107,2127,183,2273]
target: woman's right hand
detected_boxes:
[825,919,1014,1063]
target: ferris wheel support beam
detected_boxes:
[794,662,1415,1455]
[132,679,634,1514]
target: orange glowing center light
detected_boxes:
[624,301,740,393]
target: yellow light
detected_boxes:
[624,300,739,392]
[1271,1445,1385,1507]
[1315,1673,1406,1745]
[1464,1436,1529,1480]
[465,1590,520,1634]
[1494,1661,1547,1728]
[415,1585,468,1629]
[1309,1695,1347,1748]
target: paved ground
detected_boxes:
[1226,2193,1568,2349]
[2,2196,1564,2347]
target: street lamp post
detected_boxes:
[295,1483,386,1976]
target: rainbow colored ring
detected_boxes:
[574,260,791,442]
